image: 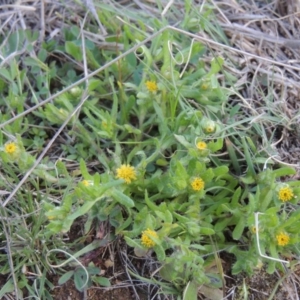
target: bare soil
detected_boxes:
[51,276,133,300]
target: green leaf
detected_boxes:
[259,188,273,212]
[225,138,240,175]
[183,281,198,300]
[156,158,169,166]
[155,210,173,223]
[242,137,256,177]
[88,79,102,92]
[124,124,141,134]
[66,201,97,221]
[240,175,255,184]
[173,212,190,223]
[0,68,11,81]
[74,268,89,291]
[87,266,101,275]
[93,276,111,287]
[246,136,257,152]
[206,273,223,288]
[287,181,300,188]
[200,227,215,235]
[86,48,100,69]
[232,217,245,240]
[174,134,192,148]
[154,244,165,261]
[65,41,82,61]
[58,271,74,285]
[175,160,188,180]
[202,168,214,183]
[126,52,137,67]
[111,189,134,208]
[38,48,47,62]
[33,168,58,183]
[115,216,132,234]
[153,101,168,131]
[207,56,224,76]
[0,279,15,298]
[248,193,257,213]
[164,210,173,223]
[60,217,74,233]
[214,218,232,232]
[190,244,206,251]
[272,167,296,178]
[213,165,228,177]
[278,209,300,231]
[267,243,277,274]
[146,191,159,212]
[160,263,176,281]
[79,158,90,178]
[124,236,142,249]
[231,187,241,206]
[199,285,224,300]
[208,138,223,152]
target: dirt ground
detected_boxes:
[49,253,300,300]
[47,230,300,300]
[51,277,133,300]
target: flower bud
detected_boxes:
[202,119,216,134]
[70,86,82,97]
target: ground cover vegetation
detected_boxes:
[1,0,300,299]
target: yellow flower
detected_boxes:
[251,226,258,234]
[145,80,158,93]
[4,142,17,154]
[206,126,214,133]
[116,164,137,184]
[102,120,108,129]
[191,177,205,191]
[141,228,158,248]
[47,210,55,220]
[278,186,294,202]
[201,83,209,90]
[196,141,207,150]
[82,180,90,186]
[276,232,290,246]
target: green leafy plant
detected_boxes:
[1,1,300,299]
[58,264,110,292]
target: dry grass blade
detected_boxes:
[81,0,107,35]
[210,0,300,173]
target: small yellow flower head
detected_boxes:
[206,126,214,133]
[251,226,258,234]
[82,180,90,186]
[141,228,158,248]
[201,83,209,90]
[201,119,216,134]
[102,120,108,129]
[278,186,294,202]
[4,142,17,154]
[196,141,207,150]
[191,177,205,191]
[204,122,216,134]
[116,164,137,184]
[46,210,55,220]
[145,80,158,93]
[276,232,290,246]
